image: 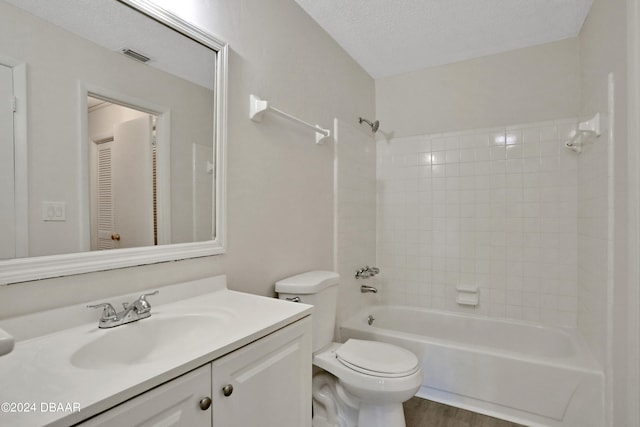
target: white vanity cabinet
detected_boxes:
[77,318,311,427]
[211,315,311,427]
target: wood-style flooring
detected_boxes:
[403,397,527,427]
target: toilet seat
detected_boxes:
[335,339,419,378]
[313,341,423,407]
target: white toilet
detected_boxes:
[276,271,423,427]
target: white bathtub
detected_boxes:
[340,305,604,427]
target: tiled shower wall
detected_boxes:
[376,119,579,327]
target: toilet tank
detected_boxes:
[275,271,339,353]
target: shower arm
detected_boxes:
[358,117,379,133]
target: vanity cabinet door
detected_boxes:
[211,317,312,427]
[77,364,212,427]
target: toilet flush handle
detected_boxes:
[285,296,301,303]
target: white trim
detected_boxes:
[155,110,172,245]
[0,56,28,259]
[627,0,640,424]
[332,118,339,272]
[214,42,228,252]
[0,1,228,285]
[77,87,91,252]
[605,71,616,427]
[0,241,223,284]
[12,63,28,259]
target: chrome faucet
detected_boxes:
[88,290,159,328]
[355,266,380,279]
[361,285,378,294]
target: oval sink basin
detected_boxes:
[0,328,14,357]
[71,314,229,369]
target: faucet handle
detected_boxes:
[87,303,117,320]
[356,266,380,279]
[355,267,369,279]
[134,290,159,313]
[139,290,159,299]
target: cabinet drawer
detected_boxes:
[77,365,211,427]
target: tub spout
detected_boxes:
[361,285,377,294]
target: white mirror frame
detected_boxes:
[0,0,227,285]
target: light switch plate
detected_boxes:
[42,201,66,221]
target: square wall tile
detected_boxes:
[377,118,578,327]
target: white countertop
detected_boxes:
[0,276,312,427]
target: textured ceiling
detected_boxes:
[295,0,593,78]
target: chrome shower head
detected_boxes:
[359,117,379,133]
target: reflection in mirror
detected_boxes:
[0,0,227,284]
[87,97,159,250]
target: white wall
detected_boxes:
[376,38,580,137]
[0,0,374,317]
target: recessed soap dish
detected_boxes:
[456,285,479,307]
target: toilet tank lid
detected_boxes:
[275,271,339,294]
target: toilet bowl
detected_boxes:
[276,271,423,427]
[313,340,423,427]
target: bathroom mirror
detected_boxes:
[0,0,227,284]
